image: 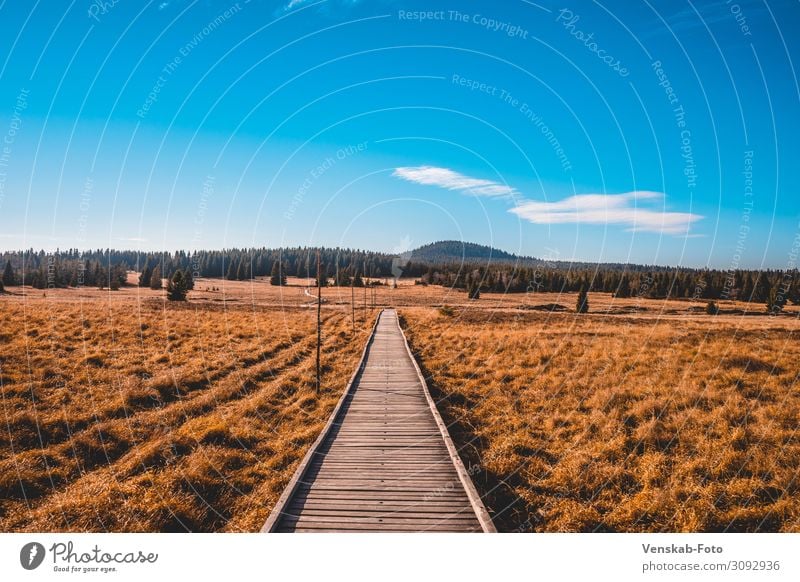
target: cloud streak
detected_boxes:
[511,191,702,234]
[392,166,517,198]
[392,166,703,235]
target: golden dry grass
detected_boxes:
[400,299,800,532]
[3,276,799,533]
[0,280,378,532]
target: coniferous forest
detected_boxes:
[0,242,797,307]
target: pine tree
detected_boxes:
[109,266,121,291]
[0,279,4,293]
[2,260,15,286]
[576,285,589,313]
[753,274,770,303]
[139,260,152,287]
[615,275,631,298]
[270,260,287,286]
[466,276,480,300]
[225,259,237,280]
[184,267,195,290]
[167,269,188,301]
[741,273,755,302]
[766,285,786,314]
[149,265,163,290]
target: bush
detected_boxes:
[438,304,454,317]
[706,301,719,315]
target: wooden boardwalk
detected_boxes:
[263,309,494,532]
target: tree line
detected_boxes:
[1,247,797,311]
[420,264,798,311]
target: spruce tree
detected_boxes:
[576,285,589,313]
[766,285,786,314]
[109,266,121,291]
[225,259,237,280]
[270,260,286,286]
[615,275,631,298]
[149,265,163,290]
[753,274,770,303]
[466,276,480,300]
[139,260,152,287]
[184,267,195,290]
[2,260,15,286]
[167,269,188,301]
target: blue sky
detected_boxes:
[0,0,798,268]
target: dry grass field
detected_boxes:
[0,277,378,532]
[400,299,800,532]
[2,275,799,532]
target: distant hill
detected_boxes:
[410,241,527,264]
[408,240,669,272]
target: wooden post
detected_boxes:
[350,272,355,334]
[316,250,321,396]
[363,279,367,325]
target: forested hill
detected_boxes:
[410,241,521,263]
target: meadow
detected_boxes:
[1,275,798,532]
[401,302,800,532]
[0,278,377,532]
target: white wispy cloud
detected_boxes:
[510,191,702,234]
[392,165,703,235]
[392,166,517,198]
[285,0,312,10]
